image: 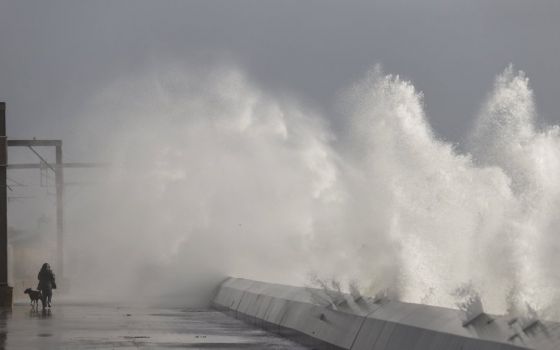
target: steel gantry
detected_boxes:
[1,102,108,306]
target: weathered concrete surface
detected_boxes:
[213,278,560,350]
[0,302,310,349]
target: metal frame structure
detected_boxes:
[1,102,107,305]
[6,139,65,280]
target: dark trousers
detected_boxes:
[40,289,52,308]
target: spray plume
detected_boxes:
[63,64,560,316]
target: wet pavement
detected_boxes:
[0,303,308,349]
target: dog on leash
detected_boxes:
[24,288,42,308]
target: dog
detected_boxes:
[24,288,42,308]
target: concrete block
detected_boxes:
[212,277,253,311]
[382,325,428,350]
[288,302,363,349]
[263,295,291,324]
[211,278,556,350]
[369,301,428,328]
[351,318,387,350]
[410,329,440,350]
[370,321,398,350]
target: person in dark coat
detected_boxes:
[37,263,56,309]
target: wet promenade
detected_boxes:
[0,303,308,349]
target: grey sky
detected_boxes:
[1,0,559,159]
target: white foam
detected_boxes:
[63,63,560,315]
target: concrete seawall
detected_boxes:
[212,277,558,350]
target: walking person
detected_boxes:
[37,263,56,310]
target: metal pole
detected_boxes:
[55,142,64,281]
[0,102,13,307]
[0,103,7,286]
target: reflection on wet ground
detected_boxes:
[0,303,308,349]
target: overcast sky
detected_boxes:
[1,0,559,159]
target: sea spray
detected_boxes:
[66,66,338,304]
[64,63,560,316]
[470,65,560,314]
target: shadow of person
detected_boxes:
[29,307,51,319]
[40,309,52,319]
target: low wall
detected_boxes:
[212,277,557,350]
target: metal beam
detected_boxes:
[27,146,56,172]
[7,139,61,147]
[6,162,110,170]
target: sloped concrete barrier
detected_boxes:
[212,277,558,350]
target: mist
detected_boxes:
[44,62,557,316]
